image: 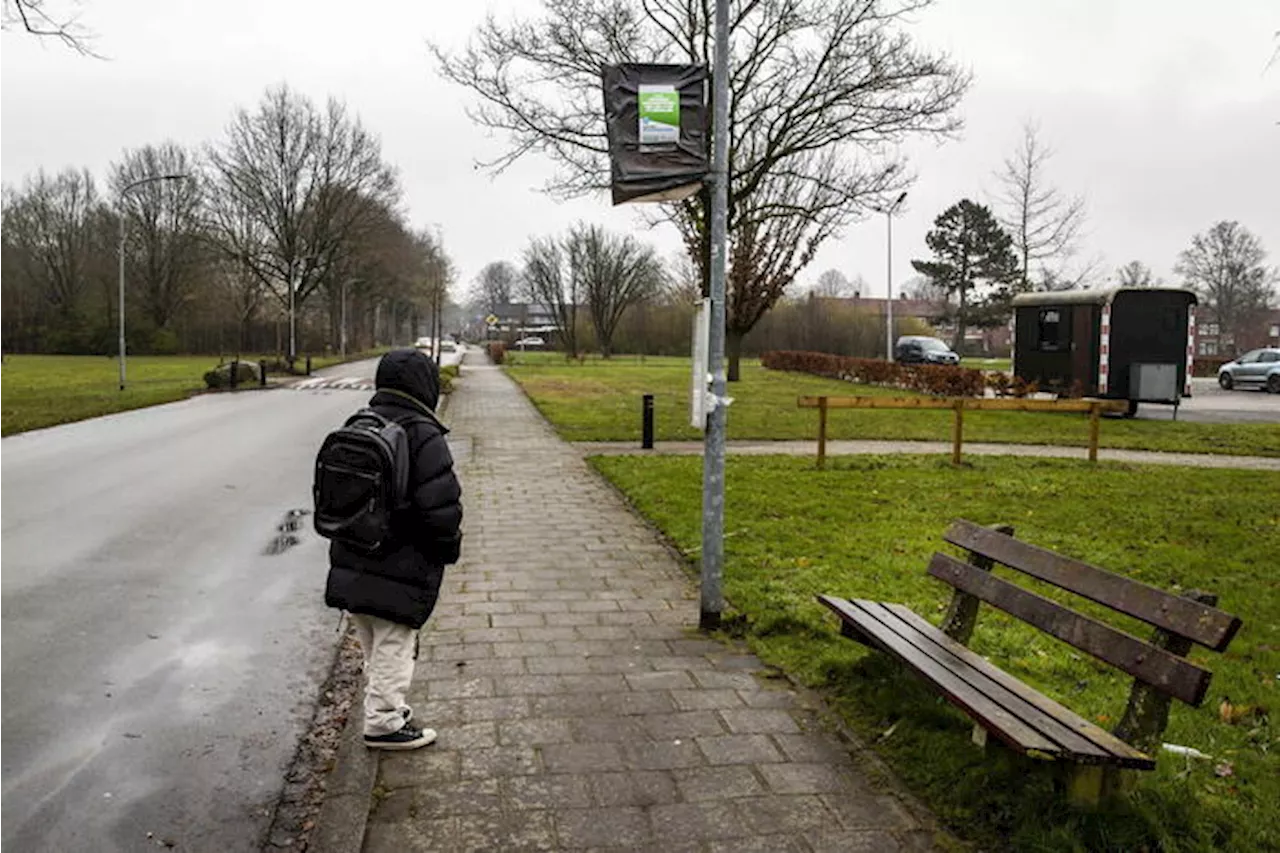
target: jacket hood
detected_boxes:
[374,349,440,413]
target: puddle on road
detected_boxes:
[264,509,310,555]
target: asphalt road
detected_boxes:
[1134,377,1280,423]
[0,356,402,852]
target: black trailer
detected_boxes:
[1011,288,1197,416]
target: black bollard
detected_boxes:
[259,360,268,387]
[642,394,655,450]
[230,359,239,390]
[306,356,312,376]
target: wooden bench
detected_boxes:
[818,520,1243,804]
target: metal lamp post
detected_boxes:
[873,191,908,361]
[118,173,189,391]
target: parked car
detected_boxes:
[894,336,960,366]
[1218,347,1280,393]
[439,340,458,354]
[513,337,545,348]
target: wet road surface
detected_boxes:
[1,359,386,852]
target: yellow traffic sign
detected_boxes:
[485,314,499,326]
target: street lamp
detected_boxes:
[118,173,189,391]
[872,191,908,361]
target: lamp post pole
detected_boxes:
[118,173,189,391]
[875,191,908,361]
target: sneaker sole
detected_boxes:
[363,731,438,751]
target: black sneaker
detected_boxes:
[364,724,437,751]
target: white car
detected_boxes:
[513,337,545,348]
[1218,347,1280,393]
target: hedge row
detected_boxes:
[760,350,1051,398]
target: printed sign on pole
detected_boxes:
[602,64,710,205]
[690,298,711,429]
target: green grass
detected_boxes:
[590,454,1280,852]
[0,350,389,436]
[505,358,1280,457]
[2,355,215,435]
[961,357,1012,371]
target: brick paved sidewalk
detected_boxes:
[361,354,937,852]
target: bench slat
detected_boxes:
[944,520,1241,652]
[861,601,1123,764]
[817,595,1062,757]
[882,604,1154,768]
[928,553,1212,706]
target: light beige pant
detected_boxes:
[349,613,418,737]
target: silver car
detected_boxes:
[1218,347,1280,393]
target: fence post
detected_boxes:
[230,359,239,391]
[952,399,964,465]
[817,396,829,470]
[259,360,268,387]
[642,394,655,450]
[305,355,312,376]
[1088,402,1101,462]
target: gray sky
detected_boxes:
[3,0,1277,302]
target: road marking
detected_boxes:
[292,377,374,391]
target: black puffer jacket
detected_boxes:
[325,349,463,628]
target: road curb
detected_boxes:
[308,685,378,853]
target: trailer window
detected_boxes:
[1037,309,1068,352]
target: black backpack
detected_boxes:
[313,408,416,552]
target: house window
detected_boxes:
[1037,309,1068,352]
[1270,324,1279,339]
[1199,340,1218,356]
[1202,322,1220,337]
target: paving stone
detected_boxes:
[427,677,495,700]
[648,801,750,842]
[454,810,559,852]
[772,733,855,765]
[598,691,677,716]
[758,762,857,795]
[806,829,906,852]
[498,718,576,746]
[821,792,919,831]
[624,671,697,691]
[542,742,625,774]
[555,807,652,848]
[504,775,593,811]
[673,765,766,801]
[416,778,502,817]
[460,745,541,777]
[695,734,785,766]
[735,794,835,835]
[637,711,727,739]
[570,716,648,744]
[434,721,499,751]
[586,771,680,808]
[620,739,704,771]
[719,708,801,735]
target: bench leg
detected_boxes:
[1065,766,1104,808]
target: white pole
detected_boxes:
[288,266,297,365]
[700,0,731,631]
[886,210,894,361]
[341,279,348,359]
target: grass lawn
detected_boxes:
[505,357,1280,457]
[960,357,1012,372]
[591,454,1280,852]
[0,350,387,436]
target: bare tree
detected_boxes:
[569,223,664,357]
[1115,260,1160,289]
[3,168,100,321]
[110,143,206,332]
[523,235,581,358]
[812,269,854,298]
[470,261,520,314]
[993,121,1088,291]
[2,0,99,55]
[435,0,969,379]
[206,84,399,359]
[1175,221,1277,353]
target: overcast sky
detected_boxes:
[3,0,1277,302]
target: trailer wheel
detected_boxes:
[1268,374,1280,394]
[1124,400,1139,418]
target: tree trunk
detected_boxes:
[727,328,745,382]
[953,283,968,352]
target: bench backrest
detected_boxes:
[930,520,1243,707]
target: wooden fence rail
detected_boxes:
[797,395,1131,468]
